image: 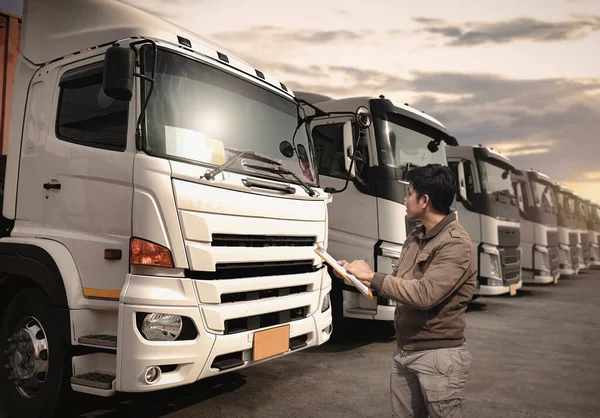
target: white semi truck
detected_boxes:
[446,145,523,296]
[584,199,600,268]
[295,92,458,326]
[0,1,334,416]
[551,183,582,275]
[510,169,560,284]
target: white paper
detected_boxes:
[314,245,371,297]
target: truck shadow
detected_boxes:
[58,372,247,418]
[307,320,396,353]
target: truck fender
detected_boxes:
[0,238,83,310]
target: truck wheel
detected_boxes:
[0,289,69,418]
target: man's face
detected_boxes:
[405,182,426,219]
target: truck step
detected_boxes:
[78,334,117,348]
[212,353,245,371]
[71,371,116,397]
[289,335,308,351]
[346,307,377,316]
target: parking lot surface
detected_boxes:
[64,271,600,418]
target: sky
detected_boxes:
[6,0,600,202]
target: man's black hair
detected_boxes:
[405,164,456,215]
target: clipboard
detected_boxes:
[314,244,373,299]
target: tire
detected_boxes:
[0,289,69,418]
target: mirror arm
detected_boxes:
[129,39,158,150]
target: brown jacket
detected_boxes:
[371,212,477,351]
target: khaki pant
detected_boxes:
[391,343,472,418]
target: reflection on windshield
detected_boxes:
[142,47,317,185]
[556,191,577,218]
[374,115,447,169]
[476,160,515,196]
[533,181,557,211]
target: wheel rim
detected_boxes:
[4,316,49,399]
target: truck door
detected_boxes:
[311,119,378,261]
[42,58,136,298]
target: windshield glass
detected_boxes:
[373,114,447,169]
[594,206,600,222]
[532,180,557,212]
[476,159,515,196]
[557,191,576,217]
[142,47,317,185]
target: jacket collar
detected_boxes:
[415,212,457,240]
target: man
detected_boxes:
[338,163,477,418]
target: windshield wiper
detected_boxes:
[203,148,281,181]
[244,164,317,197]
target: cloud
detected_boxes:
[412,15,600,46]
[487,140,556,157]
[214,26,375,46]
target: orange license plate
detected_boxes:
[509,284,517,296]
[253,325,290,361]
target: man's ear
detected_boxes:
[421,194,430,208]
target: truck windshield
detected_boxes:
[556,191,576,218]
[532,180,557,213]
[141,47,317,185]
[594,206,600,222]
[374,114,447,170]
[476,159,515,197]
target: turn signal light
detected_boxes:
[130,238,174,268]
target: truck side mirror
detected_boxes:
[457,161,468,202]
[342,120,356,178]
[103,46,135,101]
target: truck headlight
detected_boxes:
[480,250,501,280]
[141,313,183,341]
[534,248,550,272]
[321,292,331,313]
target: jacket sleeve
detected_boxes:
[370,237,472,310]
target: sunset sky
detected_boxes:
[7,0,600,201]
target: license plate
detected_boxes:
[253,325,290,362]
[554,275,559,285]
[509,284,517,296]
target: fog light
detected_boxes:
[321,292,331,313]
[144,366,161,384]
[141,313,183,341]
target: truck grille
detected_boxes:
[224,306,308,334]
[581,234,590,265]
[549,246,560,275]
[568,232,578,247]
[185,260,316,280]
[546,230,559,248]
[500,247,521,285]
[212,234,316,248]
[221,285,308,304]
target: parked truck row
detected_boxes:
[1,2,598,417]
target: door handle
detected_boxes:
[43,182,61,190]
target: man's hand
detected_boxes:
[337,259,375,287]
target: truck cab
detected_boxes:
[0,1,332,416]
[585,200,600,268]
[551,183,581,275]
[510,169,560,284]
[446,145,522,296]
[295,93,457,325]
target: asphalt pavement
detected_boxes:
[64,269,600,418]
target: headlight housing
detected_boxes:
[141,313,183,341]
[480,246,502,281]
[321,292,331,313]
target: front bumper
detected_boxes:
[478,279,523,296]
[117,274,332,393]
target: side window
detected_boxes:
[463,161,475,198]
[56,64,129,151]
[312,123,347,179]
